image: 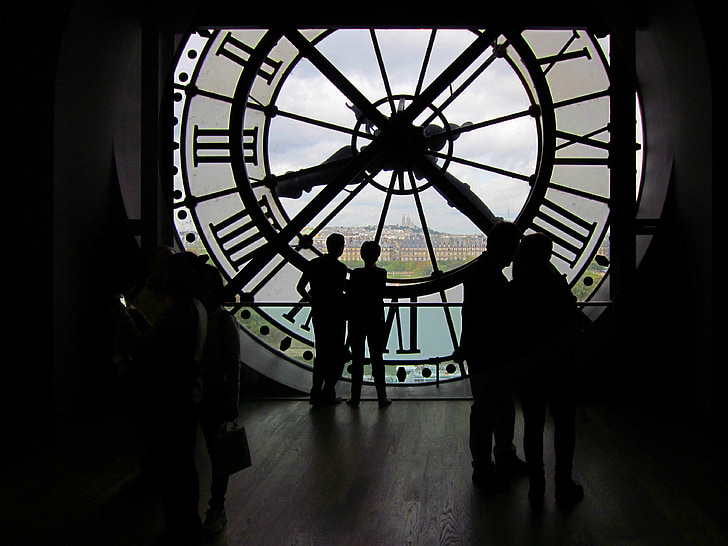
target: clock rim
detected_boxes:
[168,26,615,394]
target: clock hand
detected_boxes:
[270,147,355,198]
[271,120,476,199]
[224,132,389,298]
[413,155,502,233]
[423,121,473,152]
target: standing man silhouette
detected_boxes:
[460,221,526,492]
[297,233,348,407]
[346,241,391,408]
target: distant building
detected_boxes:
[313,225,486,262]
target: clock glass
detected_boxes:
[169,27,629,395]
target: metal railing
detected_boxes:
[227,299,613,388]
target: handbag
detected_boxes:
[215,421,252,475]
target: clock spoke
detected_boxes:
[407,170,441,274]
[375,171,399,243]
[419,45,500,129]
[283,29,391,133]
[400,29,498,126]
[414,29,437,98]
[247,100,374,142]
[427,148,533,183]
[370,29,396,115]
[434,107,537,140]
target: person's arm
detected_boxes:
[221,313,242,420]
[112,297,195,364]
[296,269,310,301]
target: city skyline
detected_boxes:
[311,220,488,263]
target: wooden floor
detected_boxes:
[3,397,728,545]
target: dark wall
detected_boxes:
[4,0,717,450]
[607,0,717,425]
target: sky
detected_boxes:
[264,29,542,234]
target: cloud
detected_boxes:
[266,29,541,234]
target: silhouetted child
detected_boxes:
[346,241,391,407]
[511,232,585,509]
[297,233,348,407]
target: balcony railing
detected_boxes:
[227,300,612,389]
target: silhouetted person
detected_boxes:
[459,221,525,491]
[346,241,391,408]
[297,233,348,407]
[198,264,242,535]
[111,251,209,545]
[511,232,585,509]
[114,245,177,495]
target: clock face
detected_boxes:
[170,27,612,393]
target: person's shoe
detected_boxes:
[202,505,227,536]
[555,479,584,508]
[496,453,528,479]
[346,398,360,407]
[312,396,343,408]
[378,397,392,408]
[472,464,508,493]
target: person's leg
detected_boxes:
[550,358,583,507]
[311,316,334,404]
[469,370,506,491]
[310,323,326,405]
[347,327,365,406]
[368,325,390,406]
[521,386,546,507]
[156,410,202,542]
[318,318,346,402]
[199,413,229,534]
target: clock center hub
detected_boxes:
[352,95,457,196]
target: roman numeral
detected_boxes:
[384,299,421,355]
[193,126,260,166]
[554,157,609,166]
[282,302,313,332]
[537,30,591,75]
[531,198,596,267]
[242,127,259,166]
[215,32,283,85]
[193,126,230,166]
[555,128,610,152]
[554,89,610,110]
[208,195,280,269]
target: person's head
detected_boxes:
[144,245,176,291]
[485,221,522,267]
[163,252,208,300]
[360,241,381,265]
[326,233,345,257]
[513,232,554,278]
[201,263,226,306]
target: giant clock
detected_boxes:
[170,27,614,396]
